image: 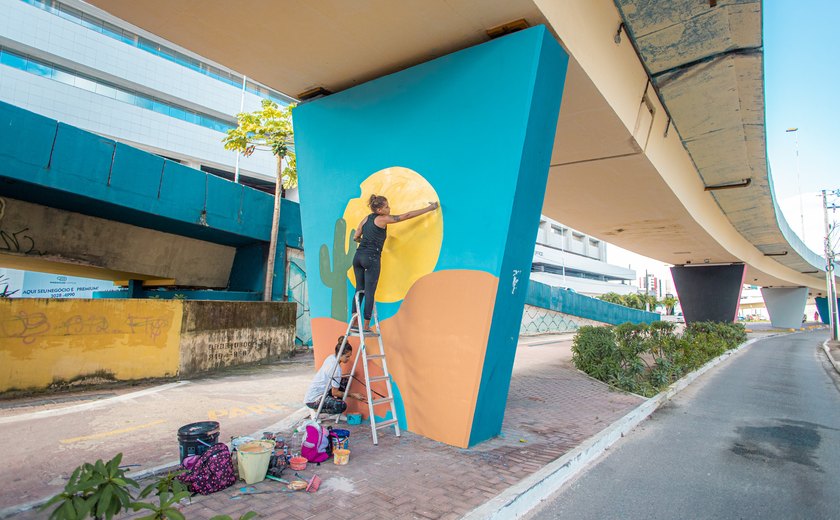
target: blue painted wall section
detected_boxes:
[468,27,569,445]
[815,297,838,325]
[0,100,272,246]
[0,99,303,302]
[525,281,660,325]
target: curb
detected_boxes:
[0,406,311,519]
[463,336,763,520]
[821,340,840,375]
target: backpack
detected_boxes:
[300,420,330,463]
[177,443,236,495]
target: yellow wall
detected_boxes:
[0,299,181,392]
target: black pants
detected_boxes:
[352,250,381,321]
[306,376,348,415]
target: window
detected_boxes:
[23,0,294,104]
[0,45,235,133]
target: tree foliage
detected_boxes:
[223,99,297,189]
[598,291,659,311]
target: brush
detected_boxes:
[295,472,322,493]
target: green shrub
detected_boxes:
[572,320,747,397]
[43,455,257,520]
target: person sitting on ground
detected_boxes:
[304,336,352,415]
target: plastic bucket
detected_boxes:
[237,440,274,484]
[333,449,350,465]
[330,429,350,450]
[289,456,307,471]
[177,421,220,463]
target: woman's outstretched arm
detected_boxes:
[377,202,438,225]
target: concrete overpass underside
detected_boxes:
[84,0,836,309]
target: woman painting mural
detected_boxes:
[351,195,439,333]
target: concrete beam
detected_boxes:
[0,196,234,287]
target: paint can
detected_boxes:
[333,449,350,465]
[177,421,220,463]
[330,429,350,451]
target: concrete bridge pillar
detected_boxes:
[670,264,746,323]
[761,287,808,329]
[293,26,568,447]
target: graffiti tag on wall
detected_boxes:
[1,311,170,344]
[0,198,42,255]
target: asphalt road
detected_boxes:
[0,356,314,515]
[529,330,840,520]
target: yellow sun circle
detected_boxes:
[342,167,443,303]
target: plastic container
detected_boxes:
[333,449,350,465]
[346,413,362,425]
[330,429,350,450]
[237,440,275,484]
[289,456,308,471]
[177,421,220,463]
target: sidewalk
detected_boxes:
[822,338,840,374]
[149,337,642,520]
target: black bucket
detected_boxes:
[177,421,220,463]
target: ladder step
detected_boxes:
[371,397,393,406]
[374,418,399,429]
[366,354,386,360]
[368,375,390,383]
[348,330,380,337]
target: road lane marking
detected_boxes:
[0,382,188,425]
[60,419,166,444]
[208,403,291,421]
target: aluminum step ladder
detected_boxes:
[314,291,401,445]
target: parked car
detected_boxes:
[675,312,685,324]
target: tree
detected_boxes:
[223,99,297,301]
[662,295,678,315]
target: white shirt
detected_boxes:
[304,355,342,404]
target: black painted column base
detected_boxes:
[670,264,746,323]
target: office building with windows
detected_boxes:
[532,215,637,296]
[0,0,291,194]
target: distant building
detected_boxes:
[0,0,295,295]
[1,0,289,194]
[531,216,637,296]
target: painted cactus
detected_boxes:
[319,218,357,321]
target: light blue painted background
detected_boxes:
[295,26,569,446]
[295,26,564,324]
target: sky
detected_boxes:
[608,1,840,291]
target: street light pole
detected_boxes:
[821,189,839,341]
[786,127,806,242]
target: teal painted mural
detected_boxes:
[294,26,568,447]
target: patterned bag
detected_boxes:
[177,443,236,495]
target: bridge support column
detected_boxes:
[761,287,808,329]
[815,297,840,325]
[670,264,746,323]
[294,27,568,447]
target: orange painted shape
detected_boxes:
[314,270,499,448]
[380,270,497,448]
[310,318,377,416]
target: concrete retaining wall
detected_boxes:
[0,298,295,393]
[179,301,296,375]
